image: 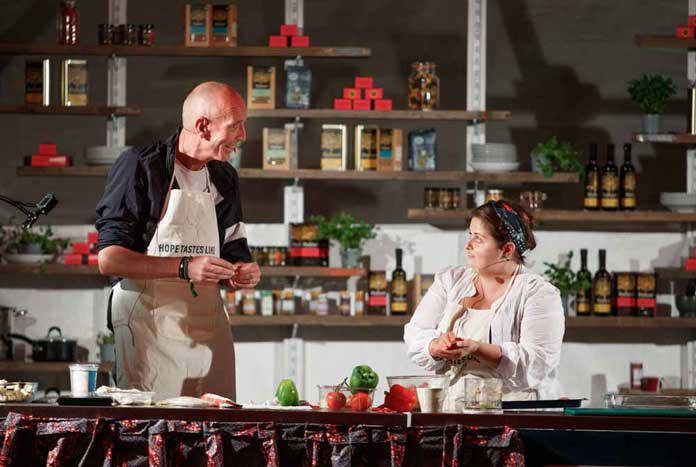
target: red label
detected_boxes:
[290,35,309,47]
[289,247,328,258]
[616,297,636,307]
[355,77,374,89]
[636,298,657,308]
[368,295,387,306]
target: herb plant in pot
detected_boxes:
[530,137,583,178]
[543,251,591,316]
[311,212,376,268]
[1,225,67,264]
[97,332,116,363]
[627,73,676,134]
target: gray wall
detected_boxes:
[0,0,689,225]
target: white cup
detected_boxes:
[416,387,444,413]
[69,364,100,397]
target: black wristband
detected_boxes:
[178,257,186,279]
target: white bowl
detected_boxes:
[471,162,520,172]
[3,253,56,264]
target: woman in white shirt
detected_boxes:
[404,200,565,409]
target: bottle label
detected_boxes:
[601,174,619,208]
[584,172,599,208]
[391,299,408,313]
[621,173,637,208]
[392,280,408,295]
[593,279,612,313]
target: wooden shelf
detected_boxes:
[0,43,371,58]
[635,34,696,49]
[0,105,142,116]
[0,361,113,373]
[247,109,511,121]
[228,315,409,327]
[408,208,696,230]
[565,317,695,329]
[634,133,696,144]
[655,267,696,280]
[0,264,363,279]
[16,167,579,184]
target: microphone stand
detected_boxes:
[0,193,58,229]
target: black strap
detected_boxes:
[106,288,114,333]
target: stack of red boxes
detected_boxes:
[686,247,696,270]
[63,231,99,266]
[676,16,696,39]
[24,144,72,167]
[269,24,310,48]
[333,76,393,111]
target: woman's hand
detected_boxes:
[429,333,482,361]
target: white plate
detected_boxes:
[3,254,55,264]
[663,205,696,213]
[471,162,520,172]
[472,155,518,162]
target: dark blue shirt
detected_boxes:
[95,128,251,263]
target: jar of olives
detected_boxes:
[408,62,439,110]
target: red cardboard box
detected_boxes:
[677,26,695,39]
[87,254,99,266]
[365,88,383,100]
[355,77,374,89]
[291,35,310,47]
[25,155,71,167]
[63,254,83,266]
[333,98,352,110]
[88,231,99,245]
[72,242,90,255]
[280,24,299,36]
[374,99,393,111]
[689,15,696,27]
[343,88,361,100]
[353,99,371,110]
[38,144,57,155]
[269,35,288,47]
[686,258,696,270]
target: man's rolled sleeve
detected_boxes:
[217,167,252,263]
[95,150,148,252]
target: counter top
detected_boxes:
[1,404,695,433]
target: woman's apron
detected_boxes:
[110,166,236,400]
[437,266,536,411]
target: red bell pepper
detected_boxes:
[383,384,418,412]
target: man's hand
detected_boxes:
[187,256,237,283]
[225,262,261,289]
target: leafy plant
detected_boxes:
[531,136,584,178]
[627,73,676,115]
[310,212,376,251]
[543,251,591,298]
[97,332,115,345]
[2,225,68,255]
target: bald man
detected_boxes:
[96,82,260,399]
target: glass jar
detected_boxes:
[139,24,155,46]
[450,188,462,210]
[123,24,138,46]
[408,62,439,110]
[424,187,438,209]
[58,1,80,45]
[485,189,504,203]
[98,24,113,45]
[439,188,453,210]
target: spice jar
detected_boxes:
[123,24,138,46]
[138,24,155,46]
[408,61,439,110]
[450,188,462,210]
[98,24,113,45]
[424,187,438,209]
[438,188,453,210]
[58,1,80,45]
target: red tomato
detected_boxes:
[326,391,346,410]
[347,392,372,411]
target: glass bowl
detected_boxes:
[0,381,38,403]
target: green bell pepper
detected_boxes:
[275,379,300,406]
[349,365,379,389]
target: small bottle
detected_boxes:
[575,249,592,316]
[390,248,409,315]
[592,249,613,316]
[58,1,80,45]
[584,143,600,210]
[630,362,643,390]
[620,143,637,210]
[600,144,619,211]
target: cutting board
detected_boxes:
[564,407,696,417]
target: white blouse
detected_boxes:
[403,265,565,399]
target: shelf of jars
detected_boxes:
[655,267,696,280]
[0,105,143,116]
[407,208,696,231]
[15,167,580,184]
[0,43,372,58]
[633,133,696,144]
[247,109,510,121]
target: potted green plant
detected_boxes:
[627,73,676,134]
[311,212,376,268]
[543,251,591,316]
[530,137,584,178]
[97,332,116,363]
[1,225,67,264]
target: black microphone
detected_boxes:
[23,193,58,228]
[477,257,510,272]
